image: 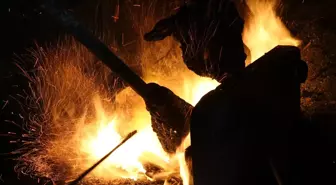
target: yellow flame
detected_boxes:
[75,74,218,181]
[243,0,300,63]
[176,134,192,185]
[79,65,218,181]
[27,37,218,183]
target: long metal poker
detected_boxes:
[68,130,137,185]
[40,2,149,99]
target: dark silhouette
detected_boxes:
[144,0,247,81]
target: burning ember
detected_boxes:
[12,0,300,184]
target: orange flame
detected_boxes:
[19,38,218,183]
[77,70,218,181]
[243,0,301,63]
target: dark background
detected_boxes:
[0,0,336,184]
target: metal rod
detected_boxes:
[68,130,137,185]
[40,3,149,99]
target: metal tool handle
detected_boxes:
[40,3,149,99]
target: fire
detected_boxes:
[16,38,218,183]
[243,0,301,63]
[176,134,192,185]
[77,42,219,181]
[14,0,300,184]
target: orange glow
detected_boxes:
[19,38,218,183]
[176,133,192,185]
[243,0,301,63]
[77,69,218,181]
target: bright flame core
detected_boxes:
[16,0,300,184]
[243,0,301,63]
[77,67,219,181]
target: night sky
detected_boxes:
[0,0,336,185]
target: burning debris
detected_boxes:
[6,0,303,184]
